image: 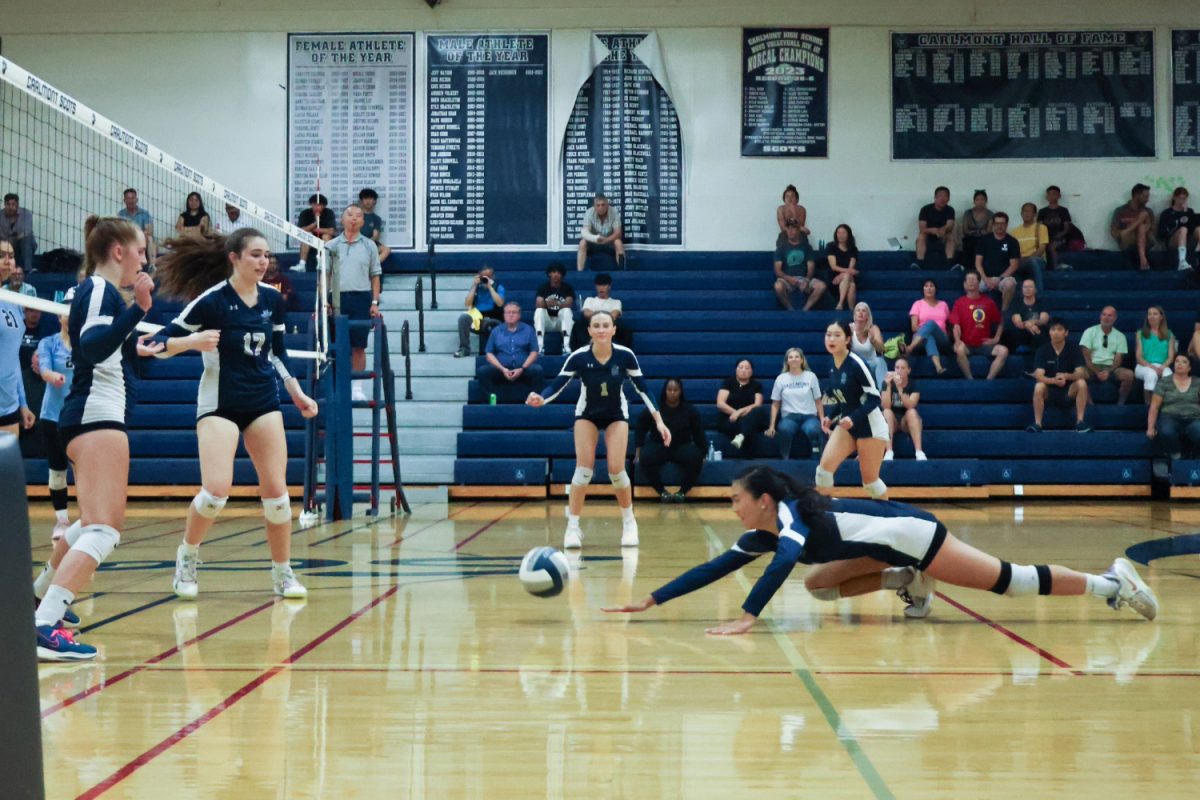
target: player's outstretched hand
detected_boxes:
[602,596,656,614]
[705,615,756,636]
[132,271,155,311]
[189,330,220,352]
[525,392,545,407]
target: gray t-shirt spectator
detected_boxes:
[582,206,621,239]
[1155,378,1200,420]
[328,232,382,293]
[0,207,34,244]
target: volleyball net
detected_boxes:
[0,56,328,361]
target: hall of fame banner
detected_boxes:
[1174,30,1200,157]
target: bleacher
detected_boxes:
[437,249,1200,499]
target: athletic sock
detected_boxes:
[33,564,57,598]
[881,566,914,590]
[35,585,75,628]
[620,505,635,522]
[180,541,200,558]
[1179,246,1188,264]
[54,508,69,524]
[271,561,292,574]
[1086,573,1119,599]
[566,513,581,529]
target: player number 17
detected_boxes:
[243,332,266,357]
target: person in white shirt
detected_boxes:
[577,194,625,271]
[575,272,631,349]
[217,204,251,234]
[764,347,825,459]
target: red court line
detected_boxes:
[42,600,276,719]
[936,591,1080,673]
[452,502,523,551]
[76,513,509,799]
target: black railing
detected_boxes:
[427,241,439,309]
[414,276,426,353]
[400,319,413,401]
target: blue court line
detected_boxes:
[702,525,894,800]
[80,594,177,634]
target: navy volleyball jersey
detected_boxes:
[650,497,945,617]
[154,281,292,417]
[824,352,886,436]
[540,343,656,421]
[59,276,147,428]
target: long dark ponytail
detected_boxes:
[734,466,829,525]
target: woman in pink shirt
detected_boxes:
[906,279,951,375]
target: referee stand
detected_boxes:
[0,435,46,799]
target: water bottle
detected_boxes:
[713,448,723,462]
[488,393,497,405]
[706,441,715,461]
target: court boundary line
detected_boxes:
[702,525,895,800]
[935,591,1080,674]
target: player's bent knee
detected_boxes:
[608,470,631,489]
[63,520,83,547]
[262,493,292,525]
[72,523,119,564]
[192,487,228,519]
[863,478,888,499]
[808,587,841,602]
[48,469,68,491]
[814,466,834,488]
[571,466,594,487]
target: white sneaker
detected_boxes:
[563,525,583,549]
[899,570,936,618]
[273,567,308,599]
[620,517,639,548]
[351,385,368,402]
[915,450,928,461]
[883,449,894,461]
[1104,558,1158,620]
[1178,261,1193,271]
[173,545,200,600]
[730,433,745,449]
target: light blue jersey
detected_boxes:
[36,334,74,423]
[0,300,27,416]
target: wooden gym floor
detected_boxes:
[32,498,1200,799]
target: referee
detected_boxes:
[329,203,382,402]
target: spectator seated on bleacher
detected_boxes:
[907,278,951,375]
[571,272,630,350]
[533,262,575,355]
[974,211,1023,311]
[950,271,1009,380]
[1158,187,1199,271]
[261,254,297,311]
[773,221,826,311]
[765,347,824,459]
[882,356,926,461]
[1134,306,1176,405]
[476,302,543,402]
[1037,185,1075,271]
[850,301,888,389]
[1027,317,1091,434]
[958,190,994,271]
[913,185,958,270]
[1146,354,1200,458]
[1,193,36,271]
[1003,278,1049,368]
[455,265,506,358]
[775,183,808,247]
[826,224,859,311]
[1080,306,1134,405]
[1011,202,1049,291]
[3,264,37,298]
[1111,183,1155,271]
[634,378,705,502]
[296,192,336,272]
[715,358,767,456]
[577,193,625,271]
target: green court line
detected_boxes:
[702,525,895,800]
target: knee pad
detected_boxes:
[192,488,228,519]
[571,466,594,487]
[48,469,68,491]
[608,470,631,489]
[863,478,888,499]
[63,520,83,547]
[814,467,834,488]
[808,587,841,602]
[262,493,292,525]
[72,523,119,564]
[990,561,1052,597]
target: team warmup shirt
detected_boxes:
[0,299,26,416]
[153,281,292,418]
[825,352,882,427]
[650,497,947,616]
[59,276,147,427]
[36,335,74,423]
[539,344,656,421]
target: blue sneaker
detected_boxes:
[36,623,97,662]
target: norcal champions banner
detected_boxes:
[892,31,1155,160]
[741,28,829,158]
[287,33,415,249]
[1174,31,1200,157]
[561,32,683,247]
[426,33,549,245]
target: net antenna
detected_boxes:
[0,56,328,362]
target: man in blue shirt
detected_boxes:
[117,188,156,263]
[476,302,542,400]
[455,266,506,358]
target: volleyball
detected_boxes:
[519,546,570,598]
